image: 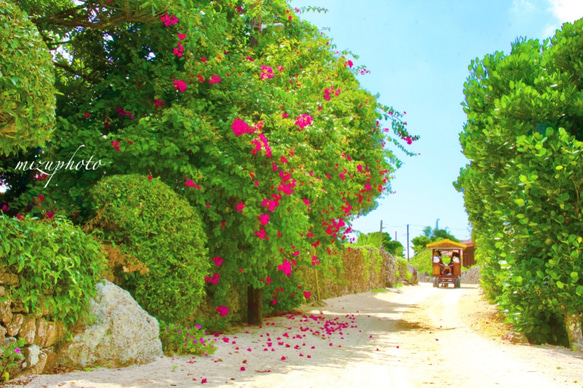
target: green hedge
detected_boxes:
[0,215,106,326]
[90,174,209,323]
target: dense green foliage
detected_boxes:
[159,321,217,357]
[0,215,106,326]
[0,0,416,321]
[0,0,56,156]
[410,226,458,255]
[409,249,432,275]
[89,174,208,323]
[456,19,583,346]
[354,231,403,256]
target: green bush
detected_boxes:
[0,0,56,156]
[159,321,217,357]
[0,215,106,326]
[409,249,432,275]
[89,174,209,323]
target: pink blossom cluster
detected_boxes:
[184,179,201,189]
[277,259,293,277]
[173,41,184,57]
[154,99,165,108]
[173,80,187,92]
[160,14,178,27]
[205,273,219,284]
[112,140,120,151]
[251,133,272,157]
[208,75,221,84]
[323,218,346,237]
[258,214,270,225]
[116,107,134,119]
[216,305,229,317]
[212,257,223,266]
[255,227,268,239]
[232,119,255,137]
[261,193,282,211]
[295,114,313,130]
[323,87,340,101]
[260,66,274,80]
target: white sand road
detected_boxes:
[11,283,583,388]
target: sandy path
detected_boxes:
[13,284,583,388]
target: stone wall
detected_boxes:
[0,283,66,378]
[300,247,399,301]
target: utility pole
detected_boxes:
[407,224,410,261]
[379,220,384,249]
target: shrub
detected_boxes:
[0,215,106,326]
[89,174,208,323]
[159,321,217,357]
[0,0,56,156]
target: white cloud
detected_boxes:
[547,0,583,22]
[543,0,583,37]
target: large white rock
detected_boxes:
[58,280,162,368]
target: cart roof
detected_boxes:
[426,239,467,250]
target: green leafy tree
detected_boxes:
[0,0,56,157]
[1,0,417,324]
[411,226,457,255]
[456,19,583,349]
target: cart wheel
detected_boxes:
[432,277,438,288]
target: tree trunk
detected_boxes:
[247,286,263,325]
[564,311,583,352]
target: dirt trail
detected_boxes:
[14,284,583,388]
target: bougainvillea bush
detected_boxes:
[89,174,208,323]
[1,0,417,322]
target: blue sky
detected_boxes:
[291,0,583,255]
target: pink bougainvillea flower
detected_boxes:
[112,140,120,151]
[46,211,54,219]
[277,259,292,277]
[201,57,207,64]
[201,378,207,384]
[196,74,205,82]
[311,256,320,266]
[258,214,270,225]
[154,98,165,108]
[178,33,186,40]
[147,175,153,180]
[295,114,313,130]
[302,198,310,206]
[346,59,353,68]
[1,204,8,212]
[208,75,221,84]
[276,65,284,71]
[255,227,268,239]
[16,214,23,220]
[160,14,178,26]
[173,80,188,93]
[217,305,229,317]
[245,56,254,61]
[204,273,219,285]
[232,119,254,137]
[280,156,288,164]
[84,112,90,118]
[212,257,223,266]
[236,202,245,212]
[260,66,274,80]
[37,194,44,202]
[221,220,226,228]
[173,41,184,57]
[303,291,311,299]
[282,112,289,118]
